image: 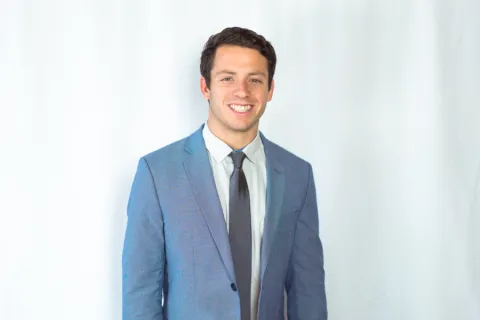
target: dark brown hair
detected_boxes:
[200,27,277,90]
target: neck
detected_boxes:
[206,120,258,150]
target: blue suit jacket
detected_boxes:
[122,125,327,319]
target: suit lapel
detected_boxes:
[183,126,236,282]
[182,127,285,285]
[260,134,285,282]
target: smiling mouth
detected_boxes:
[228,104,253,113]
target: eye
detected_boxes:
[251,78,263,84]
[220,77,233,82]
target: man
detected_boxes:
[122,26,327,320]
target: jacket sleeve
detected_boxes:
[122,157,165,319]
[286,163,328,320]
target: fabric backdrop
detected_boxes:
[1,0,479,319]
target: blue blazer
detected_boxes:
[122,125,327,319]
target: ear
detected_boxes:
[200,77,210,100]
[267,78,275,102]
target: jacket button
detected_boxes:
[231,283,237,292]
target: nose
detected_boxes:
[234,80,249,99]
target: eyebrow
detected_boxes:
[215,70,267,77]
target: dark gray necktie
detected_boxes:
[229,151,251,320]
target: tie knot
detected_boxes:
[229,151,247,169]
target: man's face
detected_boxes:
[200,45,274,137]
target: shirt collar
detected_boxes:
[202,123,264,164]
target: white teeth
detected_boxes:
[229,104,252,113]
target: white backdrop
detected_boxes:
[1,0,479,319]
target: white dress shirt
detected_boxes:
[202,123,267,320]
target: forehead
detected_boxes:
[212,45,268,72]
